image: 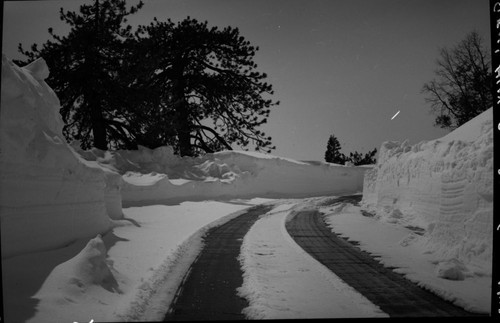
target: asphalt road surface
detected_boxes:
[164,204,274,321]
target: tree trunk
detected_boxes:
[172,62,192,157]
[90,101,108,150]
[90,0,107,151]
[177,102,192,156]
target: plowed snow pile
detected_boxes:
[73,144,367,206]
[361,108,493,277]
[0,55,121,259]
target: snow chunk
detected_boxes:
[36,235,119,295]
[23,57,50,81]
[435,259,468,281]
[25,235,122,323]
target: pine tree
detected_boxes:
[324,134,377,165]
[348,148,377,165]
[324,135,346,164]
[134,17,279,156]
[16,0,144,150]
[360,148,377,165]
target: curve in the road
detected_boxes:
[285,196,483,318]
[163,204,274,321]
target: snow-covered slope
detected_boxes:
[0,55,120,258]
[361,108,493,275]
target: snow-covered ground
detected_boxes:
[0,54,492,322]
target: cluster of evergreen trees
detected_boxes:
[324,134,377,166]
[16,0,278,157]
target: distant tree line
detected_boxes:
[16,0,278,157]
[324,134,377,166]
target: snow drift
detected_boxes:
[0,55,121,258]
[361,108,493,275]
[74,145,369,206]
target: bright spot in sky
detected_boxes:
[391,110,400,120]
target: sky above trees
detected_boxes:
[2,0,491,161]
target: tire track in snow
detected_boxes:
[285,196,482,318]
[163,204,274,321]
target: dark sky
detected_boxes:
[2,0,491,161]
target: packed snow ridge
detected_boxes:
[362,107,493,278]
[75,145,367,206]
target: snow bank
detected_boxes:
[77,146,368,205]
[74,144,369,206]
[361,108,493,274]
[0,55,118,258]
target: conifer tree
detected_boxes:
[348,148,377,165]
[134,17,279,156]
[17,0,144,150]
[324,135,346,164]
[324,134,377,165]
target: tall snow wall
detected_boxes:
[361,108,493,270]
[74,145,369,206]
[118,149,368,205]
[0,55,119,258]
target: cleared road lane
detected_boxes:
[164,204,274,321]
